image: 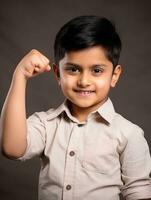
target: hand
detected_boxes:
[13,49,51,80]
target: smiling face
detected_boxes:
[54,46,121,120]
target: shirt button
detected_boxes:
[66,184,72,190]
[78,124,83,127]
[69,151,75,156]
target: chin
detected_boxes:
[72,101,95,109]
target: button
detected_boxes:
[69,151,75,156]
[78,124,83,127]
[66,184,72,190]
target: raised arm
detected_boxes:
[0,49,50,159]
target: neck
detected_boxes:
[72,107,92,122]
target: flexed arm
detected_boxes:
[0,49,51,159]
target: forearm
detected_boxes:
[0,73,27,158]
[0,49,50,159]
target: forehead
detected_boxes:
[59,46,112,67]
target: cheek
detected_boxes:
[60,75,76,89]
[95,78,111,90]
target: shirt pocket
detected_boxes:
[82,136,119,174]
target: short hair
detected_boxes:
[54,15,122,68]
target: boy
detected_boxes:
[0,15,151,200]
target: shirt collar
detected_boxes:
[46,98,115,124]
[46,99,80,123]
[96,98,115,124]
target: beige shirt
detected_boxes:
[19,98,151,200]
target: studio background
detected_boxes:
[0,0,151,200]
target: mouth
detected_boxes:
[73,89,95,96]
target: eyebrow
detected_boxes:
[64,62,107,68]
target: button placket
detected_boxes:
[63,123,79,199]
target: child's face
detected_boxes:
[54,46,121,114]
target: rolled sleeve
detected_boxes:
[17,112,46,161]
[120,127,151,199]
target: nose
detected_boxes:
[77,72,91,87]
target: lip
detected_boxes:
[73,89,95,97]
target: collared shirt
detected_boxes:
[18,98,151,200]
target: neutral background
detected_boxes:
[0,0,151,199]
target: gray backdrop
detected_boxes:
[0,0,151,200]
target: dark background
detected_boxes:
[0,0,151,200]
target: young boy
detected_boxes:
[0,15,151,200]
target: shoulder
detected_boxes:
[111,113,149,157]
[113,112,144,138]
[27,108,57,123]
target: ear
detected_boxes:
[52,63,60,83]
[111,65,122,87]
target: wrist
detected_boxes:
[12,68,28,83]
[12,71,28,89]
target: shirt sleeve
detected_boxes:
[17,112,46,161]
[120,126,151,200]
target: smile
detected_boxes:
[74,89,95,96]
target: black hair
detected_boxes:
[54,15,122,68]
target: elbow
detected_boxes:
[0,130,27,159]
[1,142,26,159]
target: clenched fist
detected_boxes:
[14,49,51,80]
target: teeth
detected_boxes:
[75,90,94,94]
[74,89,94,95]
[79,91,91,93]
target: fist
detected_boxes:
[14,49,51,79]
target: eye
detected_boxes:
[65,65,80,74]
[92,67,104,75]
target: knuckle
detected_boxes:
[30,49,39,55]
[31,49,37,53]
[46,59,50,64]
